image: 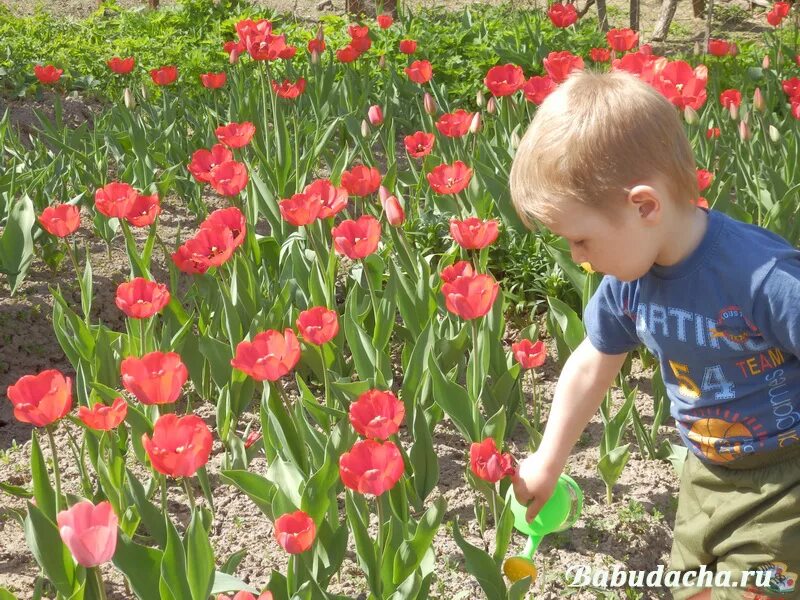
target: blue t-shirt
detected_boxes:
[584,209,800,466]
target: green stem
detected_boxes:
[182,478,196,513]
[46,426,63,512]
[470,318,481,412]
[316,343,332,410]
[275,381,292,414]
[161,474,169,512]
[376,496,385,599]
[138,318,146,355]
[91,566,108,600]
[363,261,383,379]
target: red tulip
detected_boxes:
[215,122,256,148]
[382,194,405,227]
[247,32,288,61]
[377,14,393,28]
[182,226,236,268]
[792,99,800,120]
[296,306,339,345]
[404,131,435,158]
[766,1,790,26]
[121,351,188,406]
[6,369,72,427]
[34,64,62,84]
[349,389,405,440]
[543,50,584,83]
[470,438,515,483]
[349,24,370,37]
[782,77,800,100]
[171,245,211,275]
[399,39,417,54]
[606,28,639,52]
[611,50,665,82]
[719,88,742,109]
[522,75,557,105]
[450,217,500,249]
[244,431,262,449]
[200,72,227,89]
[279,192,323,226]
[200,207,247,249]
[484,64,525,97]
[95,182,138,219]
[274,511,316,554]
[548,2,578,27]
[224,39,246,55]
[404,60,433,84]
[435,109,473,138]
[427,161,473,195]
[149,66,177,86]
[210,161,249,196]
[696,197,710,209]
[304,179,349,218]
[441,271,499,320]
[707,39,732,57]
[78,398,128,431]
[795,54,800,67]
[107,57,135,75]
[115,277,170,319]
[337,44,361,63]
[339,439,404,496]
[231,329,301,381]
[217,592,273,600]
[589,47,612,62]
[188,144,234,184]
[341,165,381,197]
[696,169,714,192]
[307,39,325,54]
[57,501,118,567]
[332,215,381,259]
[653,60,708,110]
[706,127,721,139]
[39,204,80,238]
[440,260,475,283]
[142,413,213,478]
[511,339,547,369]
[367,105,384,125]
[125,194,161,227]
[279,45,298,60]
[236,18,272,42]
[271,78,306,99]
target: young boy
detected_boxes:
[508,69,800,600]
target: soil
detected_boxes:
[0,0,768,597]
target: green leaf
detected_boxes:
[30,431,56,521]
[428,353,479,442]
[0,194,35,293]
[547,296,585,353]
[210,572,259,595]
[451,518,506,599]
[24,501,77,598]
[220,470,277,519]
[393,497,446,585]
[113,532,164,600]
[345,491,379,595]
[409,407,439,504]
[160,515,192,600]
[186,510,215,600]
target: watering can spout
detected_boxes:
[502,474,584,583]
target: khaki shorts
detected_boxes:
[669,445,800,600]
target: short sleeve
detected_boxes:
[583,276,641,355]
[751,258,800,356]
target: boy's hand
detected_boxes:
[511,452,562,524]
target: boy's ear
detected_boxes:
[626,185,661,223]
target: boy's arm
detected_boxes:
[513,337,627,522]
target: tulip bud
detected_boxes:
[316,24,325,41]
[769,124,781,143]
[511,130,521,149]
[762,54,770,69]
[140,84,148,100]
[753,87,766,113]
[382,195,405,226]
[729,102,738,121]
[378,54,386,69]
[739,119,751,141]
[486,96,497,114]
[361,119,370,138]
[123,87,135,110]
[693,41,702,56]
[730,43,739,57]
[683,106,699,125]
[777,49,783,65]
[423,92,436,116]
[469,112,481,134]
[476,90,485,108]
[368,104,383,126]
[379,185,391,203]
[311,50,320,65]
[229,49,240,64]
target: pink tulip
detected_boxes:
[368,105,384,126]
[57,500,118,567]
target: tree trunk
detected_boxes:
[630,0,640,31]
[148,0,159,8]
[693,0,706,18]
[596,0,609,31]
[704,0,715,52]
[651,0,679,41]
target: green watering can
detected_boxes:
[503,473,584,582]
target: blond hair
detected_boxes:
[509,69,698,229]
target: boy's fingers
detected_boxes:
[525,496,545,524]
